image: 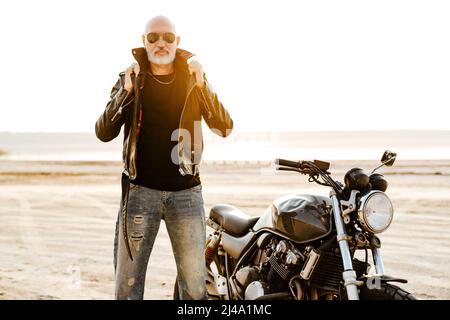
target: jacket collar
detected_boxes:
[131,47,195,74]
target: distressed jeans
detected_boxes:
[113,183,207,300]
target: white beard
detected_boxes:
[148,50,176,65]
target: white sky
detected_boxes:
[0,0,449,132]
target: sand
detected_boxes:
[0,159,449,300]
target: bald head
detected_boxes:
[144,15,176,35]
[142,15,180,67]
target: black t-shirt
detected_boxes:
[131,71,201,191]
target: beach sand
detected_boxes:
[0,159,449,300]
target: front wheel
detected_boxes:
[360,283,417,300]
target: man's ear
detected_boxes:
[142,35,146,46]
[176,36,180,46]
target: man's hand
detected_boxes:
[188,60,205,88]
[124,62,140,92]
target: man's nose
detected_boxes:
[155,36,166,46]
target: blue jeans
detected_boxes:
[113,183,207,300]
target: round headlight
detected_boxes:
[358,191,394,233]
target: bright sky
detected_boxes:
[1,0,449,132]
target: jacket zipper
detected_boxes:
[198,86,213,120]
[177,81,216,171]
[178,82,197,134]
[176,82,197,175]
[111,91,133,122]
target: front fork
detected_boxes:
[330,191,386,300]
[372,246,385,275]
[330,190,360,300]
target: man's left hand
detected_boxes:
[188,60,205,88]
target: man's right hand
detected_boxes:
[124,62,140,92]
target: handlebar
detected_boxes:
[275,158,330,172]
[275,158,303,169]
[275,158,341,192]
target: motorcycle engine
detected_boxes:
[235,235,305,299]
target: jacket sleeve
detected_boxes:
[95,73,134,142]
[198,76,233,138]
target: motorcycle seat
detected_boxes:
[209,204,259,236]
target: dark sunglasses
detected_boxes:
[146,32,176,44]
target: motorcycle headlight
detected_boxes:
[358,191,394,233]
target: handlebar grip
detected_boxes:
[277,166,299,172]
[275,158,302,168]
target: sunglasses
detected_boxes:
[146,32,176,44]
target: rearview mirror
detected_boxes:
[381,150,396,167]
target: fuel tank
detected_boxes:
[253,194,332,243]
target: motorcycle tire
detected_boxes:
[360,283,417,300]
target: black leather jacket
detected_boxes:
[95,47,233,179]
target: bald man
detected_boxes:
[95,15,233,300]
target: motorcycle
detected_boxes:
[175,150,416,300]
